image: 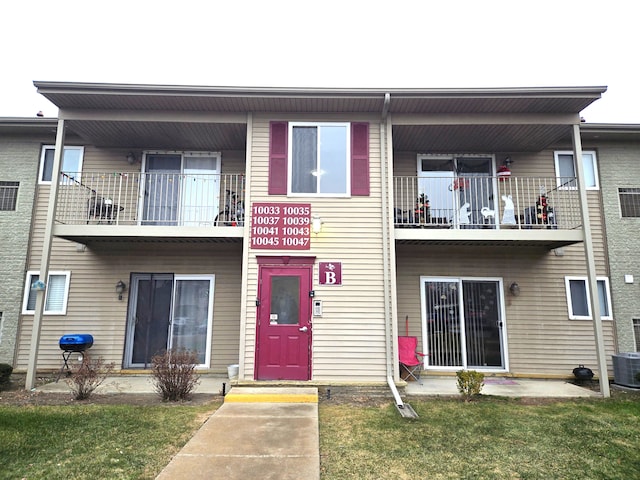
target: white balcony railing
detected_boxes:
[393,176,582,230]
[56,172,245,227]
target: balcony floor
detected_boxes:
[54,224,244,245]
[394,226,583,249]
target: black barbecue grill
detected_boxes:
[58,334,94,378]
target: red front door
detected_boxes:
[256,265,312,380]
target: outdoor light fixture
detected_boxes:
[126,152,137,164]
[509,282,521,297]
[312,215,323,234]
[115,280,126,300]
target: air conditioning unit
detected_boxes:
[612,353,640,388]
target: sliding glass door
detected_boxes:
[141,152,220,226]
[420,277,506,371]
[124,273,214,368]
[418,155,495,228]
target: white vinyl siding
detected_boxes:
[564,276,612,320]
[22,271,71,315]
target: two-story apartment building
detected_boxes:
[14,82,615,393]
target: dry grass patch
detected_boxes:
[319,396,640,479]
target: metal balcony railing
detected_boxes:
[56,172,245,227]
[393,176,582,230]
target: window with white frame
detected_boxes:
[289,122,349,195]
[22,271,71,315]
[564,276,612,320]
[554,151,599,190]
[39,146,84,184]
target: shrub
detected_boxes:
[0,363,13,390]
[66,353,114,400]
[456,369,485,401]
[150,349,200,402]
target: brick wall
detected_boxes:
[0,137,41,364]
[596,142,640,352]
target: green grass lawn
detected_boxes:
[1,396,638,480]
[0,402,220,480]
[319,396,640,480]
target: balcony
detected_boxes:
[393,176,584,248]
[53,172,245,244]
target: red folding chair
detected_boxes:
[399,336,426,384]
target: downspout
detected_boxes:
[572,124,610,398]
[380,93,403,407]
[237,112,253,381]
[25,119,66,390]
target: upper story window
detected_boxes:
[39,146,84,185]
[554,151,599,190]
[0,181,19,210]
[619,188,640,217]
[269,121,369,197]
[564,276,612,320]
[289,122,350,196]
[22,271,71,315]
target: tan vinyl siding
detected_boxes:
[396,246,615,376]
[245,115,388,381]
[16,242,242,372]
[393,148,613,376]
[16,145,244,373]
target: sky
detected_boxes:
[1,0,638,123]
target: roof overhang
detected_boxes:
[0,117,58,135]
[33,81,607,152]
[579,123,640,142]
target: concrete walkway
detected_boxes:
[36,374,598,399]
[405,376,599,398]
[155,387,319,480]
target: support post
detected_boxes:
[25,119,66,390]
[572,123,610,397]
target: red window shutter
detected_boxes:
[351,122,369,196]
[269,121,288,195]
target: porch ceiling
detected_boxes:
[65,119,247,150]
[391,123,572,153]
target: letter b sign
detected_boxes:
[319,262,342,286]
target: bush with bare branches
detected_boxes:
[67,354,115,400]
[150,349,200,402]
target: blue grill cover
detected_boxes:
[59,334,94,351]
